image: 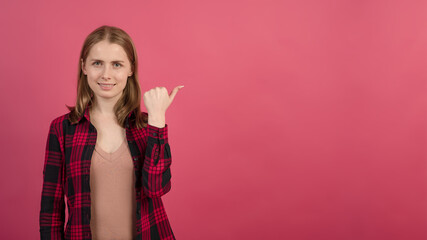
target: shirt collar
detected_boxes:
[70,102,134,127]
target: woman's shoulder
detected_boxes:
[49,109,149,128]
[49,112,72,128]
[44,112,70,140]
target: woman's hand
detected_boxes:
[143,85,184,127]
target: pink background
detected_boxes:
[1,0,426,239]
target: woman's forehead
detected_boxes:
[88,41,129,61]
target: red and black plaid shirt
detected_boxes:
[39,103,175,240]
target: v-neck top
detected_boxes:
[40,104,176,239]
[89,139,137,239]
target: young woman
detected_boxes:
[39,25,183,240]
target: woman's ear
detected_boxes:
[81,58,87,75]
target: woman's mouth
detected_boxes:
[98,83,116,90]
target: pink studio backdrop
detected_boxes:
[0,0,426,239]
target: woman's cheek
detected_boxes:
[91,70,102,79]
[117,72,128,81]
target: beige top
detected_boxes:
[89,138,137,240]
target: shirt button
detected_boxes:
[160,134,163,138]
[152,132,157,137]
[137,191,140,196]
[133,157,138,161]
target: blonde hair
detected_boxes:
[66,25,147,129]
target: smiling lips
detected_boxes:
[98,83,116,90]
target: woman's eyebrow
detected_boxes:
[90,59,125,63]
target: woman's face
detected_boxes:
[81,40,133,104]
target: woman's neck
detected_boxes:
[90,98,117,117]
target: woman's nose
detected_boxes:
[101,65,112,79]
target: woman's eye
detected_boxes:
[114,63,122,67]
[93,61,101,66]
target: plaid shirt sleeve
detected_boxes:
[142,123,172,198]
[39,119,65,239]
